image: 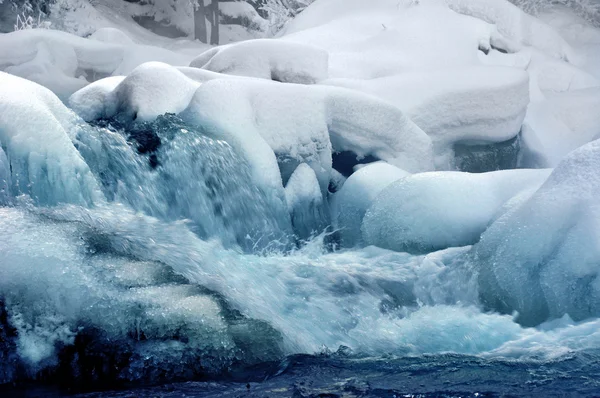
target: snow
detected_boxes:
[445,0,575,61]
[180,78,433,200]
[324,66,529,167]
[330,162,410,247]
[475,139,600,326]
[0,72,101,206]
[521,87,600,167]
[284,163,328,240]
[68,75,125,121]
[362,168,551,253]
[219,1,267,31]
[189,38,329,84]
[0,28,192,99]
[283,0,494,79]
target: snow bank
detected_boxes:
[283,0,494,79]
[331,162,410,247]
[189,39,329,84]
[362,168,551,253]
[325,66,529,165]
[445,0,574,61]
[521,87,600,167]
[0,28,191,99]
[475,139,600,326]
[0,72,101,206]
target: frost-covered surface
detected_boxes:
[362,169,551,253]
[2,0,600,393]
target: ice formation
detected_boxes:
[475,140,600,326]
[362,169,551,252]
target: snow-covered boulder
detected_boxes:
[475,140,600,326]
[362,168,551,253]
[285,163,329,240]
[180,78,433,200]
[0,72,101,206]
[330,162,410,247]
[68,76,125,121]
[70,62,200,122]
[325,66,529,167]
[189,39,328,84]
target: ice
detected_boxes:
[330,162,410,247]
[362,168,551,253]
[0,72,102,206]
[475,139,600,326]
[284,163,329,240]
[0,206,284,382]
[189,39,328,84]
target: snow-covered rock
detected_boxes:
[68,75,125,121]
[362,168,551,253]
[0,72,101,206]
[285,163,329,240]
[189,39,328,84]
[330,162,410,247]
[475,139,600,326]
[180,78,433,201]
[70,62,200,122]
[325,66,529,167]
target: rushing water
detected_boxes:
[1,113,600,396]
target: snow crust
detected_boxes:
[362,168,551,252]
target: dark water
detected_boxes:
[6,353,600,397]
